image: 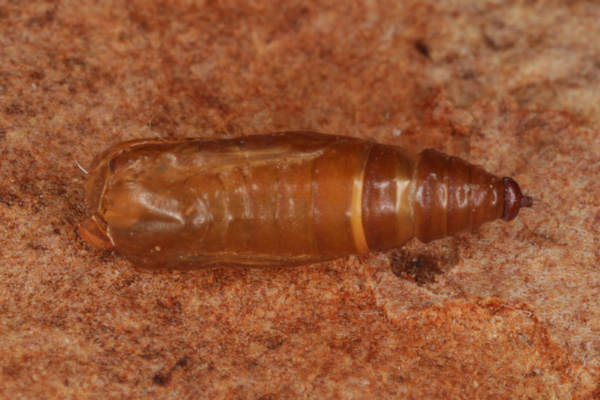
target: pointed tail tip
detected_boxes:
[501,177,532,221]
[520,195,533,208]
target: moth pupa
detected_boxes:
[79,132,532,269]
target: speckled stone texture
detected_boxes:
[1,1,599,398]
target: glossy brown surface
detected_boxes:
[80,132,531,269]
[413,149,505,242]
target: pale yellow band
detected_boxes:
[351,160,369,254]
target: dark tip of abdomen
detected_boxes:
[502,177,532,221]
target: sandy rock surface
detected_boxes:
[1,1,598,398]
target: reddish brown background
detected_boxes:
[1,1,599,398]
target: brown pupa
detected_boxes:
[79,132,532,269]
